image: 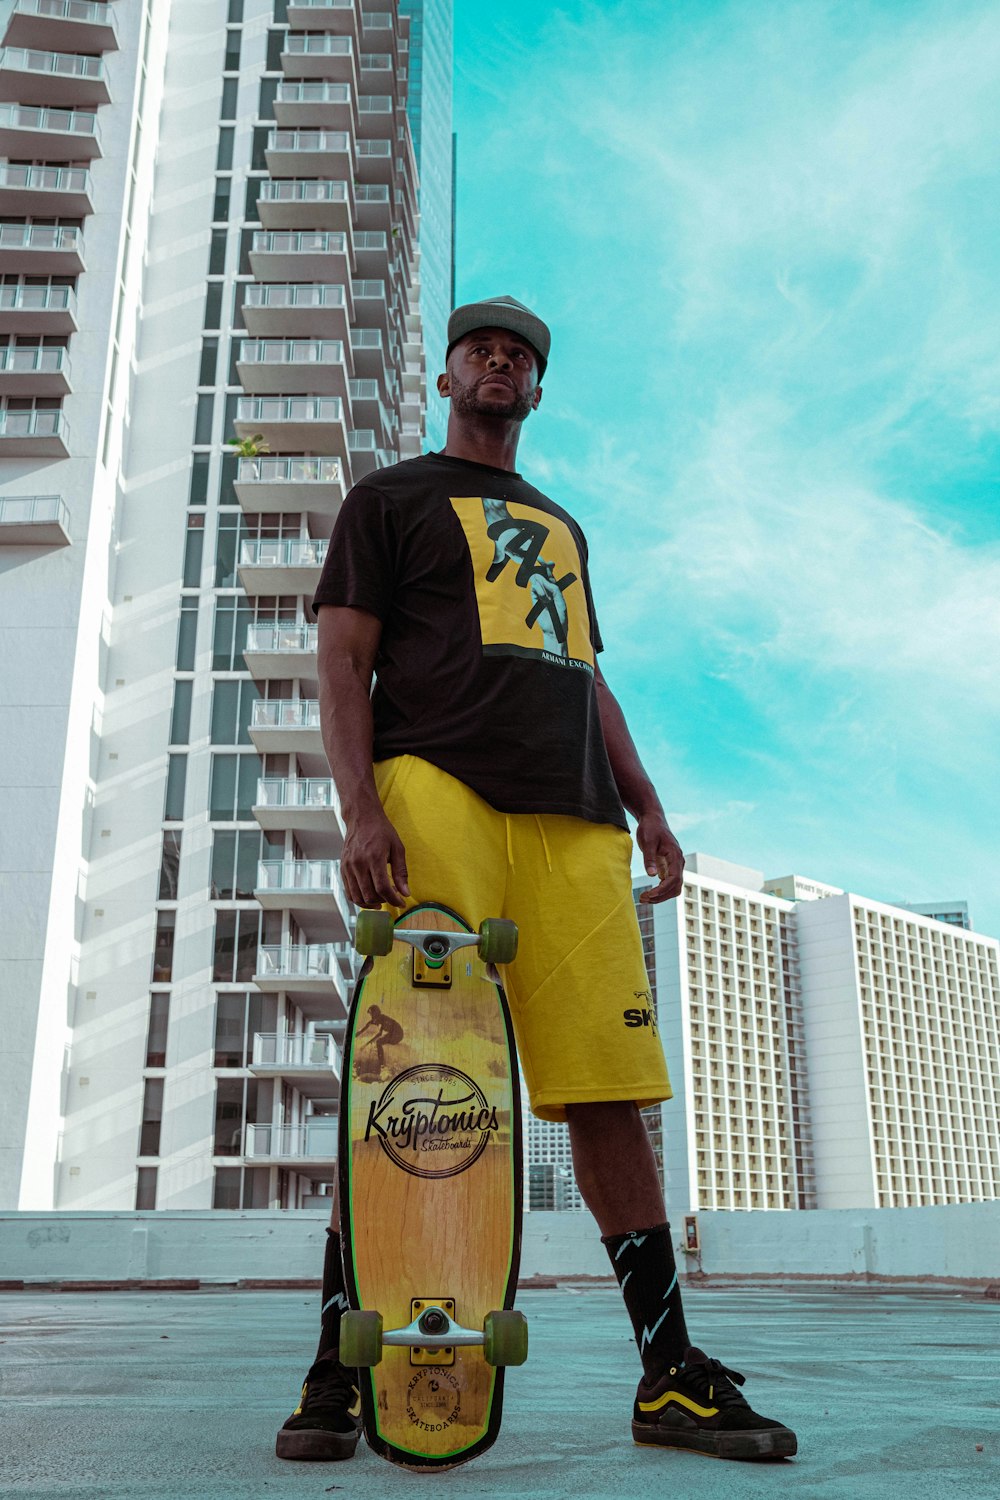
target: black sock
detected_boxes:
[602,1222,690,1382]
[315,1228,350,1362]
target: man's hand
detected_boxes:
[636,810,685,904]
[341,805,410,909]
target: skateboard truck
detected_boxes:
[355,911,519,968]
[341,1304,528,1369]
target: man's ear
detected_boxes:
[436,371,451,397]
[531,385,543,410]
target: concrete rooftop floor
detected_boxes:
[0,1284,996,1500]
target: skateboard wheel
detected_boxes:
[340,1309,383,1367]
[354,909,394,957]
[478,918,518,966]
[482,1310,528,1367]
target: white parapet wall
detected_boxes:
[0,1202,997,1286]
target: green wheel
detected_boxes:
[478,917,518,966]
[354,908,394,957]
[339,1309,383,1367]
[482,1309,528,1367]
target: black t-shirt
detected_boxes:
[312,451,626,828]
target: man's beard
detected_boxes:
[449,371,535,423]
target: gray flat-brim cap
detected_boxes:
[446,295,550,378]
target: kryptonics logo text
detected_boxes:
[364,1063,500,1179]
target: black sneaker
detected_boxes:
[275,1351,363,1461]
[631,1345,797,1460]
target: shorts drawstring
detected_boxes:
[506,814,515,871]
[534,815,553,873]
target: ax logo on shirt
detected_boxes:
[450,496,595,670]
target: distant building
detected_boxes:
[896,901,972,931]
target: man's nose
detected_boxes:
[488,351,513,369]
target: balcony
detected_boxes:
[0,282,77,334]
[255,942,352,1019]
[0,492,70,544]
[281,33,357,91]
[0,47,111,107]
[244,620,318,680]
[238,536,328,595]
[249,1032,342,1093]
[353,180,390,230]
[361,11,396,47]
[255,858,352,943]
[245,1120,339,1164]
[0,404,69,454]
[352,228,390,278]
[234,395,347,457]
[254,777,345,846]
[354,135,393,186]
[351,276,392,345]
[0,161,92,216]
[242,282,348,339]
[288,0,360,42]
[265,127,353,179]
[356,96,395,140]
[4,1,120,55]
[247,696,323,754]
[237,337,348,400]
[234,455,343,516]
[0,343,71,396]
[257,177,351,232]
[0,222,84,274]
[0,101,101,159]
[248,229,349,285]
[349,378,395,445]
[274,80,355,132]
[346,427,392,478]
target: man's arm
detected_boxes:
[317,605,410,908]
[594,662,684,904]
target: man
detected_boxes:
[276,295,797,1463]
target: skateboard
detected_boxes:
[338,902,527,1471]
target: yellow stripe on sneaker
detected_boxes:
[637,1389,720,1419]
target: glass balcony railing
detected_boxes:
[353,230,388,248]
[0,407,68,439]
[251,229,346,257]
[245,1121,338,1160]
[358,97,392,114]
[245,621,318,653]
[290,0,355,11]
[0,45,105,80]
[276,81,351,105]
[258,180,348,207]
[256,776,340,812]
[250,698,321,731]
[257,860,348,918]
[257,942,351,983]
[0,163,90,195]
[0,345,69,376]
[240,538,328,569]
[360,52,391,69]
[0,492,67,526]
[0,283,75,313]
[0,222,81,255]
[352,279,385,299]
[267,128,351,153]
[362,12,393,28]
[14,0,116,25]
[0,101,99,136]
[236,395,343,425]
[356,138,391,157]
[237,455,341,486]
[252,1033,341,1077]
[354,183,389,201]
[238,338,344,368]
[284,34,352,56]
[244,283,345,311]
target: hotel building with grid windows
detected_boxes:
[525,854,999,1214]
[0,0,454,1213]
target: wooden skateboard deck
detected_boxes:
[339,903,523,1470]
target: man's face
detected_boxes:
[438,328,542,422]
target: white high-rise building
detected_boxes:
[0,0,453,1212]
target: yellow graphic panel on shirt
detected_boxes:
[450,496,595,670]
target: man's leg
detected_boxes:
[567,1099,796,1460]
[275,1175,363,1460]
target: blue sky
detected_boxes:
[450,0,1000,936]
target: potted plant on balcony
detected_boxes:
[227,432,270,480]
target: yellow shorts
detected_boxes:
[374,756,672,1123]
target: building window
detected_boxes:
[164,753,187,821]
[158,829,182,899]
[152,911,175,982]
[135,1166,158,1210]
[210,679,260,745]
[209,752,261,821]
[176,599,199,670]
[139,1078,164,1156]
[169,682,192,747]
[145,993,170,1068]
[214,990,278,1067]
[213,908,261,983]
[211,828,267,899]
